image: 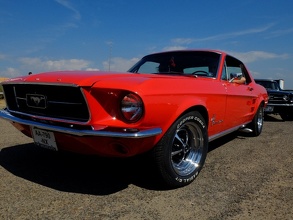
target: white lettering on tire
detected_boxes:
[177,115,205,130]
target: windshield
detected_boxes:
[256,80,280,91]
[128,51,221,78]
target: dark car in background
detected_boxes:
[255,79,293,120]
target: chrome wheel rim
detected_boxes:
[257,107,264,132]
[171,122,204,176]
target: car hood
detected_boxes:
[3,70,205,89]
[3,71,152,87]
[2,70,222,95]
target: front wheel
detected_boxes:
[152,111,208,188]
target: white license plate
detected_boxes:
[264,106,274,112]
[31,127,58,151]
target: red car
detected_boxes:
[0,50,268,188]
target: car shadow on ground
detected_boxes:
[208,132,239,152]
[264,114,284,122]
[0,130,255,195]
[0,143,167,194]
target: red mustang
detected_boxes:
[0,50,268,188]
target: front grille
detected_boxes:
[3,83,90,122]
[269,94,290,104]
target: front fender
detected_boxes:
[142,94,208,137]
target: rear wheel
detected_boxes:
[248,103,264,136]
[152,111,208,188]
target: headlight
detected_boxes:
[120,93,143,122]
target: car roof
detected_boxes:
[255,79,278,82]
[144,49,225,57]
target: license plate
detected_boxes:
[31,127,58,151]
[264,106,274,112]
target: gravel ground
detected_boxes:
[0,99,292,219]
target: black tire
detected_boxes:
[248,103,264,136]
[152,111,208,188]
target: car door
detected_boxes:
[205,79,228,138]
[221,56,258,130]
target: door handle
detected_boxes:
[247,86,253,91]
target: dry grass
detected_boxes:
[0,77,8,82]
[0,99,6,109]
[0,78,7,108]
[0,77,8,93]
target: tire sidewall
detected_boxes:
[252,104,264,136]
[161,111,208,186]
[257,105,263,134]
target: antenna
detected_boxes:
[108,42,113,71]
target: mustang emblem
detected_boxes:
[211,114,223,126]
[26,94,47,109]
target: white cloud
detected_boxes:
[103,57,139,72]
[171,38,194,45]
[249,70,262,77]
[19,57,92,71]
[163,46,187,51]
[45,59,89,70]
[171,23,275,44]
[268,28,293,38]
[55,0,81,20]
[0,53,7,60]
[228,51,289,63]
[85,68,100,71]
[1,55,161,77]
[0,67,20,78]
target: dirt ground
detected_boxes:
[0,99,292,219]
[0,99,5,109]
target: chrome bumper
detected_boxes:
[267,103,293,107]
[0,109,162,138]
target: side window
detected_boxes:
[224,55,252,84]
[137,61,159,73]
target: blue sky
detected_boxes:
[1,0,293,88]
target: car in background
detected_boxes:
[255,79,293,120]
[0,50,268,188]
[0,84,5,99]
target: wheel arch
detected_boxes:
[256,99,265,114]
[177,105,209,128]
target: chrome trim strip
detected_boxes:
[7,109,90,125]
[208,123,250,142]
[47,100,84,105]
[2,81,78,87]
[0,109,162,138]
[13,86,19,108]
[79,86,92,122]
